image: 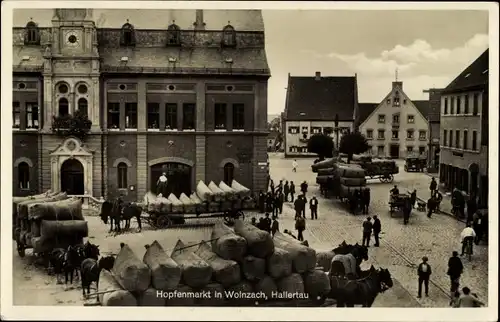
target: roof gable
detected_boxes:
[444,49,489,93]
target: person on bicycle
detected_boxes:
[460,223,476,256]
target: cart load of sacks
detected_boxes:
[12,191,88,254]
[98,220,337,306]
[144,180,256,214]
[312,156,397,175]
[316,163,368,196]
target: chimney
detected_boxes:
[194,9,205,30]
[315,71,321,81]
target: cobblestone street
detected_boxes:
[266,153,489,308]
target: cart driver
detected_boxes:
[390,185,400,196]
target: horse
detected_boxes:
[49,245,85,286]
[328,265,393,307]
[80,256,116,298]
[329,243,369,279]
[81,241,100,260]
[100,199,143,233]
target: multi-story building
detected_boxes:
[439,49,489,208]
[283,72,359,157]
[358,81,429,158]
[12,8,270,200]
[423,88,444,172]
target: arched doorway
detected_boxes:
[61,159,84,195]
[150,162,192,197]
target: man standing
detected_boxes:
[283,181,290,202]
[427,195,436,218]
[372,215,381,247]
[272,194,280,217]
[410,189,417,209]
[271,215,280,237]
[289,181,296,202]
[295,215,306,241]
[258,191,265,213]
[269,179,275,195]
[417,256,432,298]
[362,217,373,247]
[292,159,298,172]
[362,188,370,214]
[403,198,412,225]
[276,180,283,195]
[156,172,168,196]
[447,251,464,300]
[300,181,308,197]
[460,223,476,256]
[309,196,319,220]
[294,196,302,219]
[472,211,484,245]
[276,192,284,215]
[262,213,272,233]
[266,192,274,213]
[466,196,478,224]
[430,177,437,197]
[301,194,307,218]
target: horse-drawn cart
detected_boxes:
[389,193,411,216]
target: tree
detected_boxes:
[307,134,334,159]
[339,131,370,163]
[267,117,281,132]
[51,109,92,141]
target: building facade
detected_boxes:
[283,72,359,157]
[439,49,489,208]
[359,81,429,158]
[423,88,443,172]
[12,9,270,200]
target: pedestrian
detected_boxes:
[372,215,381,247]
[460,223,476,256]
[456,287,484,307]
[362,217,373,247]
[269,179,275,195]
[276,180,283,194]
[258,191,265,213]
[301,194,307,217]
[263,213,272,233]
[266,192,273,213]
[277,192,284,215]
[156,172,168,196]
[294,196,302,219]
[271,215,279,237]
[435,191,443,211]
[410,189,417,209]
[447,251,464,299]
[300,181,308,197]
[466,196,477,224]
[417,256,432,298]
[427,195,436,218]
[362,188,370,214]
[289,181,296,202]
[251,217,257,227]
[309,196,319,220]
[403,198,412,225]
[472,211,484,245]
[292,159,298,172]
[257,217,265,230]
[295,215,306,241]
[283,181,290,202]
[430,177,437,197]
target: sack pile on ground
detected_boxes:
[99,220,331,307]
[144,180,255,214]
[13,191,88,253]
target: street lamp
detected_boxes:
[334,113,339,156]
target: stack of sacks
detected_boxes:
[311,158,337,173]
[335,165,367,198]
[146,193,172,213]
[12,190,55,240]
[189,192,206,213]
[196,181,215,202]
[231,180,251,199]
[218,181,235,200]
[208,181,225,202]
[362,158,399,175]
[179,193,196,213]
[168,194,184,213]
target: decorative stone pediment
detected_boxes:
[50,137,93,157]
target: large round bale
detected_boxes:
[137,288,166,306]
[316,250,335,272]
[233,219,274,258]
[336,165,365,178]
[340,177,367,186]
[266,247,292,279]
[143,240,181,291]
[195,241,241,287]
[277,273,305,296]
[273,231,316,273]
[317,167,337,176]
[211,222,247,261]
[31,220,41,237]
[171,239,212,289]
[302,268,331,299]
[98,269,137,306]
[166,284,196,306]
[254,275,277,301]
[40,220,88,239]
[225,280,254,306]
[28,197,83,221]
[17,193,68,219]
[241,255,266,281]
[316,175,335,185]
[31,236,84,254]
[311,158,337,172]
[112,243,151,293]
[196,282,226,306]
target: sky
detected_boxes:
[12,8,489,115]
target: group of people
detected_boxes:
[251,213,280,237]
[361,216,382,247]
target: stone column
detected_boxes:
[91,77,100,131]
[195,81,206,183]
[42,77,53,131]
[136,135,148,201]
[137,79,147,131]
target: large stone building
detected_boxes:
[12,9,270,200]
[358,81,429,158]
[283,72,359,157]
[439,49,489,208]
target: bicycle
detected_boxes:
[463,238,473,261]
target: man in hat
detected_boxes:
[417,256,432,298]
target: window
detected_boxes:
[165,103,178,130]
[117,162,128,189]
[214,103,227,130]
[183,103,196,130]
[323,127,333,135]
[386,98,391,104]
[406,130,414,139]
[312,127,322,134]
[463,130,468,150]
[24,21,40,45]
[366,129,373,139]
[222,24,236,47]
[392,130,399,139]
[464,95,469,114]
[449,131,453,148]
[13,102,20,128]
[58,98,69,116]
[407,115,415,123]
[450,97,455,114]
[443,130,447,147]
[26,103,39,129]
[121,22,135,46]
[472,131,477,150]
[107,103,120,129]
[232,103,245,130]
[393,97,400,106]
[223,163,235,185]
[444,98,448,114]
[302,126,309,133]
[377,130,385,139]
[377,146,384,155]
[288,126,299,134]
[147,103,160,129]
[77,98,88,116]
[456,96,461,114]
[407,146,413,153]
[473,93,479,115]
[455,130,460,148]
[167,24,181,46]
[419,146,426,154]
[392,114,400,124]
[125,103,137,129]
[378,115,385,123]
[419,130,426,140]
[18,162,30,190]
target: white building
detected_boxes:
[359,81,430,158]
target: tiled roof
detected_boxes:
[284,75,357,121]
[443,49,489,94]
[413,100,431,121]
[358,103,378,124]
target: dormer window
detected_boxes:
[24,21,40,45]
[167,23,181,46]
[120,21,136,46]
[222,23,236,47]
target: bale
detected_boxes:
[231,180,251,198]
[277,273,305,296]
[233,219,274,258]
[31,221,41,237]
[179,193,196,213]
[241,255,266,281]
[98,269,137,306]
[166,284,196,306]
[211,222,247,261]
[196,282,226,306]
[40,220,88,239]
[303,268,331,299]
[208,181,225,202]
[242,197,257,210]
[316,175,335,185]
[112,244,151,293]
[171,239,212,288]
[254,275,277,300]
[143,240,181,291]
[273,231,316,273]
[17,193,68,219]
[208,201,221,212]
[28,197,83,221]
[224,280,254,306]
[316,250,335,272]
[168,194,184,213]
[189,193,206,213]
[219,181,236,200]
[266,247,293,279]
[157,196,173,213]
[317,167,337,176]
[311,158,337,172]
[137,288,166,306]
[335,165,365,178]
[31,236,83,254]
[195,241,241,287]
[340,177,367,186]
[339,184,364,198]
[196,180,214,202]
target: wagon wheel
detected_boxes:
[17,241,26,257]
[387,174,394,183]
[156,216,172,229]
